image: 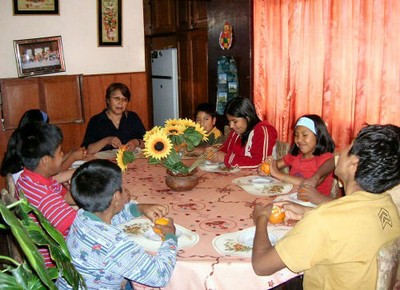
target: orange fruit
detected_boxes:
[269,205,285,224]
[153,217,169,236]
[260,162,271,175]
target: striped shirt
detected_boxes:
[56,203,178,289]
[16,169,77,267]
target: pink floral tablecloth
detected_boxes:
[123,158,300,290]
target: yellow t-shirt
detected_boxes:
[275,191,400,289]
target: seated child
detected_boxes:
[211,97,277,169]
[15,122,77,267]
[56,159,177,289]
[195,103,228,146]
[264,114,335,204]
[1,109,87,183]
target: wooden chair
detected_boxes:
[376,236,400,290]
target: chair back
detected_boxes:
[376,236,400,290]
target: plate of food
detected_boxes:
[232,176,293,196]
[120,219,199,252]
[212,226,292,257]
[199,161,240,173]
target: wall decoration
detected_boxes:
[219,22,233,50]
[13,0,59,15]
[98,0,122,46]
[13,36,66,78]
[216,56,238,114]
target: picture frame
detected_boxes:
[13,0,59,15]
[98,0,122,46]
[13,36,66,78]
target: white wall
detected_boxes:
[0,0,145,78]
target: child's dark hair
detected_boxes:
[224,97,261,146]
[16,122,63,171]
[350,124,400,193]
[195,103,227,135]
[1,110,50,176]
[70,159,122,212]
[290,114,335,156]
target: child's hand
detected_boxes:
[251,203,272,224]
[301,176,319,188]
[297,186,321,204]
[139,204,169,222]
[264,156,279,178]
[153,217,176,238]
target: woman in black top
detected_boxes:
[81,83,146,153]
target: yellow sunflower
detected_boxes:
[180,118,197,128]
[143,126,164,142]
[165,124,185,136]
[143,130,173,160]
[194,123,209,141]
[115,146,135,172]
[164,118,181,127]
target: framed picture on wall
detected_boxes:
[98,0,122,46]
[13,35,66,78]
[13,0,59,15]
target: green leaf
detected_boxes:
[0,201,54,289]
[0,271,24,290]
[122,151,135,164]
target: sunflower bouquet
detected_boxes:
[143,118,208,174]
[116,145,135,172]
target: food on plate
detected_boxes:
[269,205,285,224]
[153,217,170,236]
[259,162,271,175]
[267,184,284,194]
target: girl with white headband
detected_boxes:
[264,114,335,204]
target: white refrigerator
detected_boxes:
[151,48,179,126]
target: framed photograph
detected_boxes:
[13,0,59,15]
[13,36,66,78]
[98,0,122,46]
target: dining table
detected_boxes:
[113,155,302,290]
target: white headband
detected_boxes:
[295,117,317,135]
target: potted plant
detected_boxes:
[141,118,209,191]
[0,190,86,290]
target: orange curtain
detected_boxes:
[253,0,400,150]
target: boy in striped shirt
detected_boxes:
[15,122,77,267]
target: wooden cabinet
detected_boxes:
[176,0,207,30]
[150,0,176,34]
[0,75,83,130]
[177,29,208,119]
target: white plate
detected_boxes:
[232,176,293,196]
[143,228,183,241]
[71,160,86,169]
[237,228,278,247]
[287,192,317,208]
[94,149,118,159]
[199,162,240,173]
[212,226,292,257]
[120,219,199,252]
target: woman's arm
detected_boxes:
[86,136,121,154]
